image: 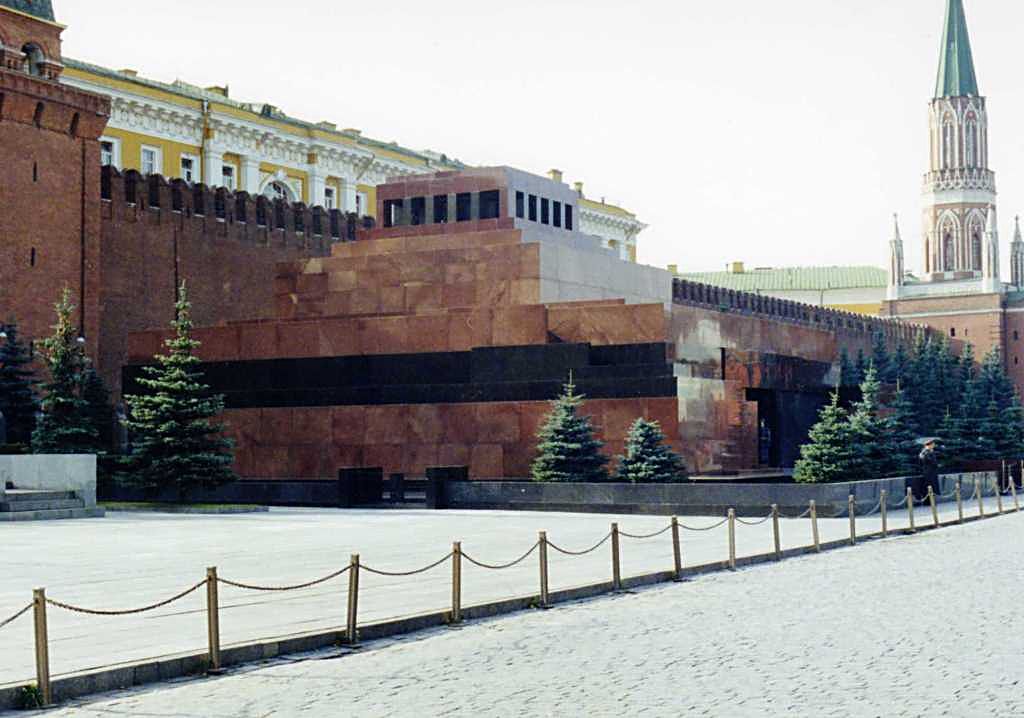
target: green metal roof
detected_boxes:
[677,266,889,292]
[0,0,54,21]
[935,0,979,98]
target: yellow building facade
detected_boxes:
[59,59,645,257]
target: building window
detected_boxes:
[410,196,426,226]
[553,201,562,228]
[565,205,573,231]
[515,191,525,219]
[180,154,199,184]
[382,199,403,228]
[100,138,120,168]
[141,146,161,176]
[540,198,550,225]
[950,328,956,337]
[22,44,44,77]
[356,192,368,216]
[528,194,538,222]
[456,192,472,222]
[479,190,500,220]
[433,194,449,223]
[324,187,335,209]
[222,165,236,191]
[1015,331,1020,341]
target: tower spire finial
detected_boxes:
[935,0,979,98]
[893,213,901,240]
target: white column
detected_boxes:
[242,156,261,195]
[203,146,224,188]
[342,178,358,213]
[309,167,327,209]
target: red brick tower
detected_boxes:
[0,0,109,352]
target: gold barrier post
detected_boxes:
[205,567,221,673]
[996,479,1005,515]
[451,542,462,625]
[671,517,683,581]
[727,509,737,569]
[976,478,984,517]
[611,523,622,591]
[345,554,360,646]
[810,501,820,552]
[32,588,51,706]
[928,486,939,528]
[848,495,856,546]
[538,531,550,607]
[906,487,916,533]
[1012,478,1020,513]
[771,505,781,560]
[956,480,964,524]
[880,490,888,537]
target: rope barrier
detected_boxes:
[677,517,731,532]
[462,542,540,570]
[0,603,33,631]
[548,532,612,556]
[781,507,812,520]
[619,523,674,539]
[735,513,773,526]
[362,552,454,577]
[219,566,351,592]
[46,580,208,616]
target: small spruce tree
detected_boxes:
[615,418,687,483]
[0,321,38,448]
[122,282,235,499]
[889,343,910,387]
[883,386,919,477]
[31,290,99,454]
[847,365,888,479]
[870,331,891,384]
[531,377,608,483]
[793,393,854,484]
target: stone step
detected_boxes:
[0,507,105,522]
[0,499,85,512]
[4,490,78,502]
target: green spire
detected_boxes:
[0,1,55,21]
[935,0,979,98]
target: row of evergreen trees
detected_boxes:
[0,285,234,499]
[531,380,688,483]
[797,332,1024,483]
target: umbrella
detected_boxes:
[916,437,941,446]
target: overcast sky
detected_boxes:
[58,0,1024,275]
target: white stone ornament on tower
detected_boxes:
[1011,215,1024,289]
[981,205,1000,292]
[887,213,905,299]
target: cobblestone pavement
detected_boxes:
[27,511,1024,717]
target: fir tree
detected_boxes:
[853,349,868,387]
[884,387,920,477]
[870,331,891,384]
[890,343,910,387]
[847,365,888,479]
[615,419,687,483]
[996,402,1024,461]
[933,337,961,418]
[31,290,99,454]
[0,321,38,447]
[531,377,609,483]
[793,393,854,484]
[937,410,966,470]
[839,348,855,388]
[123,282,235,498]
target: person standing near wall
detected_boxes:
[918,439,939,499]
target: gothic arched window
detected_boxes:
[263,181,294,202]
[943,232,954,271]
[942,116,955,169]
[972,231,982,270]
[21,44,44,77]
[965,115,978,169]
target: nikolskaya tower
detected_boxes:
[888,0,1024,297]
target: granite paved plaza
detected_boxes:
[0,498,990,688]
[17,508,1023,717]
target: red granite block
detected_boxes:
[399,253,444,284]
[440,404,479,443]
[289,445,326,478]
[319,318,358,356]
[601,399,646,439]
[408,404,444,443]
[193,326,240,362]
[405,283,444,314]
[438,443,472,467]
[125,330,165,362]
[502,442,536,479]
[292,408,331,445]
[366,405,411,444]
[379,286,406,314]
[509,279,540,305]
[442,282,476,309]
[349,287,381,315]
[222,409,261,448]
[471,444,504,478]
[518,402,550,444]
[239,321,279,360]
[322,292,352,316]
[373,316,408,354]
[448,310,492,351]
[277,321,321,358]
[444,263,477,284]
[251,445,289,479]
[406,315,449,353]
[232,446,254,477]
[274,275,296,295]
[362,444,403,475]
[403,444,440,476]
[332,406,366,445]
[259,408,295,445]
[643,398,681,436]
[491,305,547,346]
[476,280,511,306]
[475,403,520,443]
[296,272,328,297]
[276,294,297,320]
[327,444,365,473]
